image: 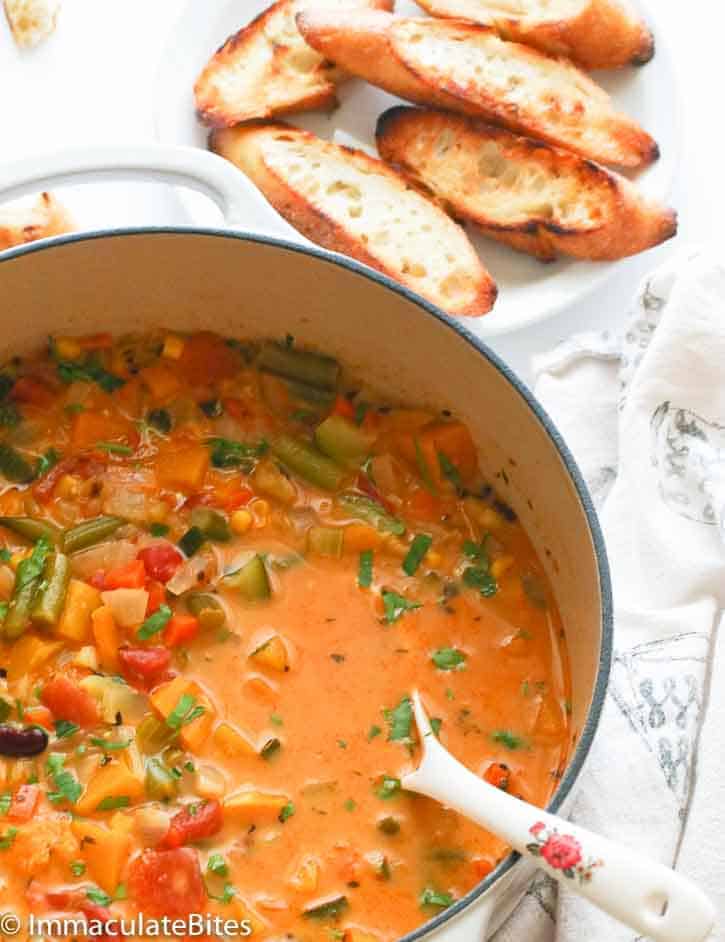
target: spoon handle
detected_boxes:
[404,693,714,942]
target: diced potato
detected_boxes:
[223,789,290,823]
[154,444,209,492]
[252,460,296,506]
[71,816,132,893]
[56,580,102,642]
[162,335,185,361]
[75,760,144,816]
[100,588,149,628]
[194,764,227,800]
[7,634,62,683]
[213,722,257,758]
[72,646,99,671]
[288,855,320,893]
[249,635,289,673]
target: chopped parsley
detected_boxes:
[207,854,229,877]
[149,522,170,538]
[279,802,295,823]
[367,724,382,741]
[206,883,236,905]
[491,730,526,751]
[206,437,268,470]
[0,828,18,850]
[402,534,432,576]
[89,736,132,752]
[96,796,130,811]
[53,347,125,394]
[16,537,51,591]
[431,648,467,671]
[54,719,80,739]
[344,798,356,812]
[419,887,455,910]
[430,718,442,738]
[70,860,86,877]
[375,776,402,800]
[36,448,60,478]
[381,590,421,624]
[269,713,283,727]
[438,451,463,494]
[0,793,10,815]
[86,887,112,906]
[137,604,172,640]
[358,549,373,588]
[462,538,497,597]
[94,441,133,456]
[46,753,81,805]
[166,694,205,731]
[384,696,414,745]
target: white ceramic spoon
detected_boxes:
[404,691,715,942]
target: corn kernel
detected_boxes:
[426,550,442,568]
[162,334,185,360]
[478,508,504,530]
[491,555,515,580]
[55,337,83,360]
[231,510,253,535]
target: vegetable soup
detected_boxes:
[0,331,570,941]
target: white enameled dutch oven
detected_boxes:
[0,144,614,942]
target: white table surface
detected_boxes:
[0,0,722,385]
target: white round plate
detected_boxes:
[153,0,680,336]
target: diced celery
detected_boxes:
[306,526,343,558]
[314,416,374,469]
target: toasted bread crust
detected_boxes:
[414,0,654,70]
[297,9,657,168]
[0,193,72,251]
[376,107,676,261]
[210,122,497,316]
[195,0,392,128]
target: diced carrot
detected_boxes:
[425,421,477,483]
[178,332,239,386]
[140,364,183,402]
[71,817,132,893]
[91,606,120,673]
[471,857,495,880]
[343,524,384,553]
[164,614,200,647]
[103,560,146,590]
[56,580,102,642]
[71,411,134,450]
[11,376,54,407]
[8,784,40,822]
[406,487,445,522]
[75,761,144,816]
[331,395,355,420]
[222,485,254,511]
[150,676,216,752]
[22,706,54,730]
[155,443,209,492]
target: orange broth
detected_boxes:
[0,331,570,942]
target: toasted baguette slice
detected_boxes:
[4,0,60,48]
[413,0,653,70]
[376,107,676,262]
[210,123,497,316]
[195,0,392,128]
[0,193,72,251]
[297,9,657,168]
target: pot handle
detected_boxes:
[0,144,309,243]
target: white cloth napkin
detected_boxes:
[494,247,725,942]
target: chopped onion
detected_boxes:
[101,588,149,628]
[135,806,172,847]
[194,764,227,800]
[166,549,220,596]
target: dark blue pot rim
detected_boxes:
[1,226,613,938]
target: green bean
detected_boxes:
[144,757,178,802]
[30,553,70,628]
[0,517,61,545]
[258,342,339,391]
[314,415,374,469]
[190,508,231,542]
[0,444,35,484]
[286,380,335,408]
[337,493,406,536]
[62,516,124,554]
[222,555,270,601]
[2,538,51,639]
[185,593,225,631]
[272,436,345,492]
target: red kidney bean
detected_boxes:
[0,724,49,757]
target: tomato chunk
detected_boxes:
[163,614,199,648]
[11,376,54,407]
[41,675,99,728]
[119,647,172,686]
[104,559,147,590]
[129,848,204,917]
[145,580,167,615]
[46,889,112,924]
[331,394,355,420]
[483,762,511,791]
[161,800,223,849]
[137,545,183,584]
[8,784,40,822]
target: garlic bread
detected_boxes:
[296,9,657,168]
[210,122,497,316]
[195,0,392,128]
[414,0,654,70]
[376,107,675,261]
